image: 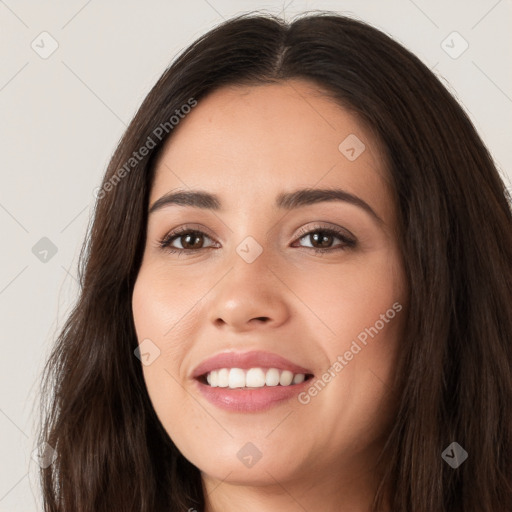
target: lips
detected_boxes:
[191,350,313,380]
[190,350,315,412]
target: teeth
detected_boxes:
[228,368,245,388]
[205,367,308,388]
[292,373,305,384]
[265,368,280,386]
[246,368,266,387]
[279,370,293,386]
[217,368,229,387]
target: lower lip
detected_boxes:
[195,378,312,412]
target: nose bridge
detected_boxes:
[225,207,274,279]
[206,232,290,330]
[228,232,277,300]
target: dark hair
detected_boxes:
[38,11,512,512]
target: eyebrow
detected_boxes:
[148,187,382,223]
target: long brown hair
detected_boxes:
[38,12,512,511]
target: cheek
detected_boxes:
[294,248,405,433]
[132,270,204,454]
[300,308,404,452]
[289,247,406,346]
[131,266,193,395]
[132,262,203,342]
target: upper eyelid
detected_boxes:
[295,223,355,240]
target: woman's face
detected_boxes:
[132,80,408,493]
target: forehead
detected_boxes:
[150,80,393,220]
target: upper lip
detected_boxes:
[191,350,313,379]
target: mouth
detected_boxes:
[197,367,315,388]
[191,350,315,412]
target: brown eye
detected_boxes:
[178,232,205,250]
[160,229,216,253]
[295,226,356,253]
[308,231,336,249]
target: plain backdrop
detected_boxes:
[1,1,511,509]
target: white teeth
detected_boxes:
[228,368,246,388]
[217,368,229,387]
[279,370,294,386]
[265,368,280,386]
[204,367,307,388]
[246,368,266,388]
[292,373,305,384]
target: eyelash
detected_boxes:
[157,224,356,256]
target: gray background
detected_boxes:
[1,0,511,509]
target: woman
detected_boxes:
[38,11,512,512]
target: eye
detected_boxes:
[157,224,356,255]
[293,224,356,254]
[159,226,217,255]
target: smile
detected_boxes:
[203,367,311,388]
[192,350,315,412]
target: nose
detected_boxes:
[207,250,290,332]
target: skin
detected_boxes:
[132,79,408,512]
